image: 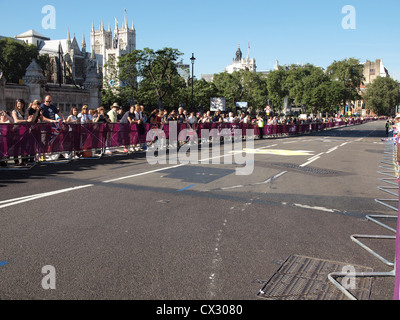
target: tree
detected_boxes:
[0,38,39,83]
[266,68,287,112]
[240,71,269,113]
[125,47,186,109]
[212,71,244,111]
[326,58,365,112]
[363,77,400,115]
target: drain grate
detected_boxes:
[270,163,341,176]
[257,255,373,300]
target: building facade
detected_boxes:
[225,44,256,73]
[90,18,136,85]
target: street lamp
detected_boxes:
[190,53,196,110]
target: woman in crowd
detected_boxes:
[11,99,27,124]
[94,106,111,123]
[66,107,80,123]
[90,109,99,122]
[78,105,92,123]
[26,100,41,123]
[0,110,13,124]
[167,110,177,122]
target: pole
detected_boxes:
[190,53,196,110]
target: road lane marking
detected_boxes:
[177,185,196,192]
[293,203,341,213]
[0,184,94,209]
[102,164,186,183]
[300,157,320,167]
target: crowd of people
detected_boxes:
[1,94,371,167]
[1,94,363,128]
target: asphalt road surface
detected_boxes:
[0,120,397,301]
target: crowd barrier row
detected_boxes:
[0,118,380,161]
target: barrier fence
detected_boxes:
[0,118,378,162]
[328,134,399,300]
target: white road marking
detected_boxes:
[293,203,341,213]
[0,185,94,209]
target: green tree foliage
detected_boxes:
[0,38,39,83]
[326,58,365,108]
[123,47,186,109]
[363,77,400,115]
[108,49,395,116]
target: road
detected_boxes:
[0,120,397,301]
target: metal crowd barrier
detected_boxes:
[0,118,378,171]
[328,134,398,300]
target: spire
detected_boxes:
[132,19,135,30]
[114,18,119,32]
[82,33,86,52]
[124,8,128,28]
[91,21,95,32]
[235,44,242,62]
[101,20,104,30]
[67,29,71,51]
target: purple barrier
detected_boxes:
[0,118,374,159]
[395,142,400,300]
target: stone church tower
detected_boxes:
[90,16,136,84]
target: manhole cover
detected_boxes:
[270,163,342,176]
[257,255,373,300]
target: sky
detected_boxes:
[0,0,399,80]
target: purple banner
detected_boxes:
[394,140,400,300]
[0,118,371,159]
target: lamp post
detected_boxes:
[190,53,196,110]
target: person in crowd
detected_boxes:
[212,111,221,123]
[107,103,120,123]
[386,120,390,136]
[0,110,13,124]
[243,114,251,124]
[161,109,169,124]
[177,107,186,123]
[167,110,177,122]
[94,107,111,124]
[257,114,265,139]
[66,107,80,123]
[117,107,124,122]
[120,105,137,124]
[40,95,63,122]
[0,110,14,167]
[139,105,147,123]
[11,99,27,124]
[188,111,197,125]
[134,105,144,124]
[24,100,41,163]
[90,109,99,122]
[26,100,41,123]
[78,105,92,123]
[11,99,30,165]
[227,112,235,123]
[149,109,160,126]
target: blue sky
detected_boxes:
[0,0,399,80]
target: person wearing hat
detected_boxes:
[108,103,120,123]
